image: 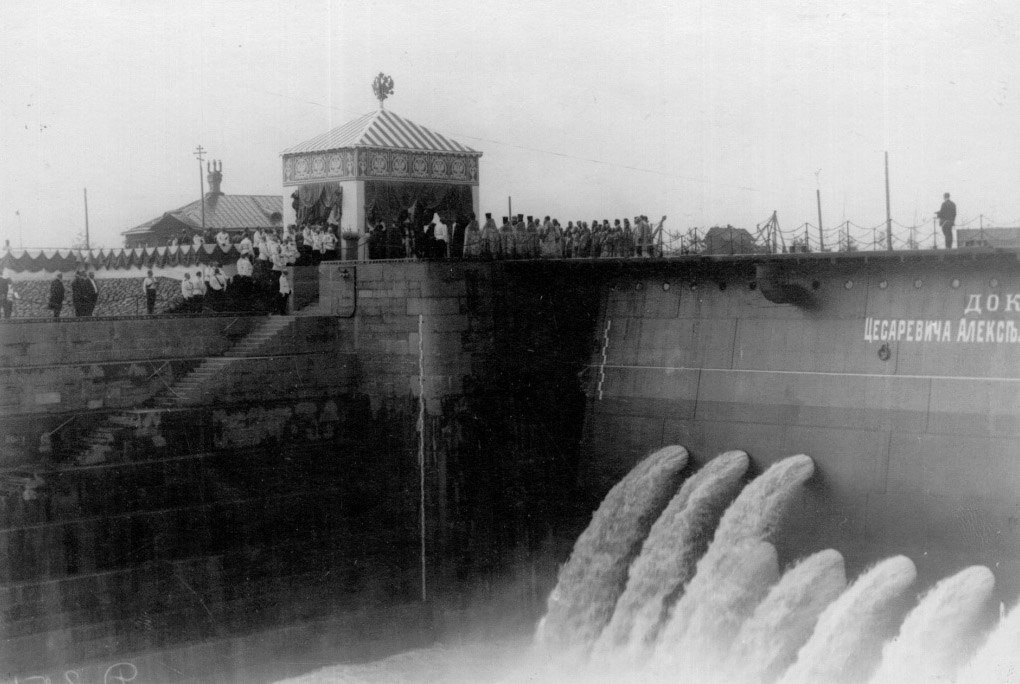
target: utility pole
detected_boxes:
[194,145,207,233]
[884,152,893,251]
[814,170,825,250]
[507,196,512,224]
[83,188,90,250]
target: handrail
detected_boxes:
[43,414,79,438]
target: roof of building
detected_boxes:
[281,109,479,156]
[123,194,282,236]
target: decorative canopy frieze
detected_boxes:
[283,149,479,187]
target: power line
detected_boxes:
[251,86,765,192]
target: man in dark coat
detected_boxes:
[936,192,957,248]
[71,271,89,316]
[451,219,466,259]
[85,272,100,315]
[48,273,65,318]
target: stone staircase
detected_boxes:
[153,315,295,406]
[70,315,297,465]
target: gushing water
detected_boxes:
[728,549,847,684]
[869,565,995,684]
[653,455,815,667]
[663,539,781,681]
[285,445,1014,684]
[534,445,688,652]
[778,556,917,684]
[592,450,749,659]
[955,597,1020,684]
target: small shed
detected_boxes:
[281,108,482,259]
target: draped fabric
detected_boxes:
[294,183,342,225]
[364,181,473,233]
[0,245,246,274]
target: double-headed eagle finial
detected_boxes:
[372,73,394,109]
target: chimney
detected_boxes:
[206,160,224,196]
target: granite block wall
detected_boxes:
[1,260,600,679]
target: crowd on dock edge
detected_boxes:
[0,213,667,320]
[0,192,962,319]
[364,212,668,260]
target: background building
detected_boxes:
[122,163,282,248]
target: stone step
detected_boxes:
[185,371,221,380]
[106,414,141,427]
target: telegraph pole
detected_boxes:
[194,145,207,233]
[884,152,893,251]
[814,170,825,250]
[83,188,90,250]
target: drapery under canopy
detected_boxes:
[365,181,473,231]
[292,182,342,225]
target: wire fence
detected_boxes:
[662,214,1020,256]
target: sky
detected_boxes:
[2,0,1019,249]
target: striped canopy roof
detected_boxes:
[282,109,479,156]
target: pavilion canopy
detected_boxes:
[282,109,481,188]
[282,109,478,156]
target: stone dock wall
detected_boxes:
[0,260,597,678]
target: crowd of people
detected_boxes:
[172,249,291,316]
[0,213,667,320]
[162,212,668,266]
[158,224,336,315]
[366,213,668,260]
[166,225,342,265]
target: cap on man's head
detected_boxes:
[485,213,492,218]
[944,192,951,199]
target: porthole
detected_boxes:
[844,280,854,290]
[950,278,961,289]
[990,278,999,288]
[662,282,671,291]
[914,278,923,289]
[878,280,888,290]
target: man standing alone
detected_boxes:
[85,272,100,316]
[142,270,158,314]
[71,271,89,316]
[936,193,957,248]
[48,273,65,318]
